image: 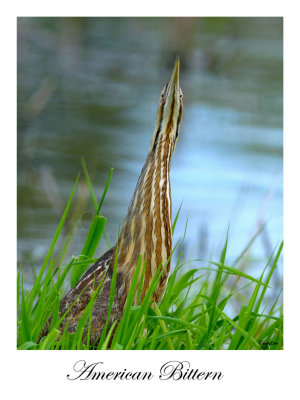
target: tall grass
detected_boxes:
[17,164,283,350]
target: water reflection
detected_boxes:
[17,17,283,290]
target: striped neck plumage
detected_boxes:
[117,58,183,302]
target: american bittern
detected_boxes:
[39,57,183,344]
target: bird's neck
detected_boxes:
[117,133,174,300]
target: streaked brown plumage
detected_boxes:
[39,58,183,344]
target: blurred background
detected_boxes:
[17,17,283,294]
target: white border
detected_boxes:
[2,1,299,398]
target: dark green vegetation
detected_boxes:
[17,165,283,350]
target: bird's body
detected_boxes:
[39,58,183,344]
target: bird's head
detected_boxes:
[150,57,183,153]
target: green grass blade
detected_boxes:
[81,157,98,210]
[81,216,107,257]
[254,241,283,314]
[71,215,106,287]
[172,202,182,234]
[153,302,175,350]
[100,321,117,350]
[21,288,31,342]
[117,255,143,346]
[39,329,60,350]
[205,262,270,287]
[18,341,37,350]
[97,168,114,215]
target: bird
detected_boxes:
[38,57,183,345]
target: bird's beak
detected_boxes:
[165,57,180,106]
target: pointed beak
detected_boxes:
[165,56,180,104]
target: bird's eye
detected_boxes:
[161,93,165,98]
[179,93,183,99]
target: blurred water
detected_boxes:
[17,17,283,288]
